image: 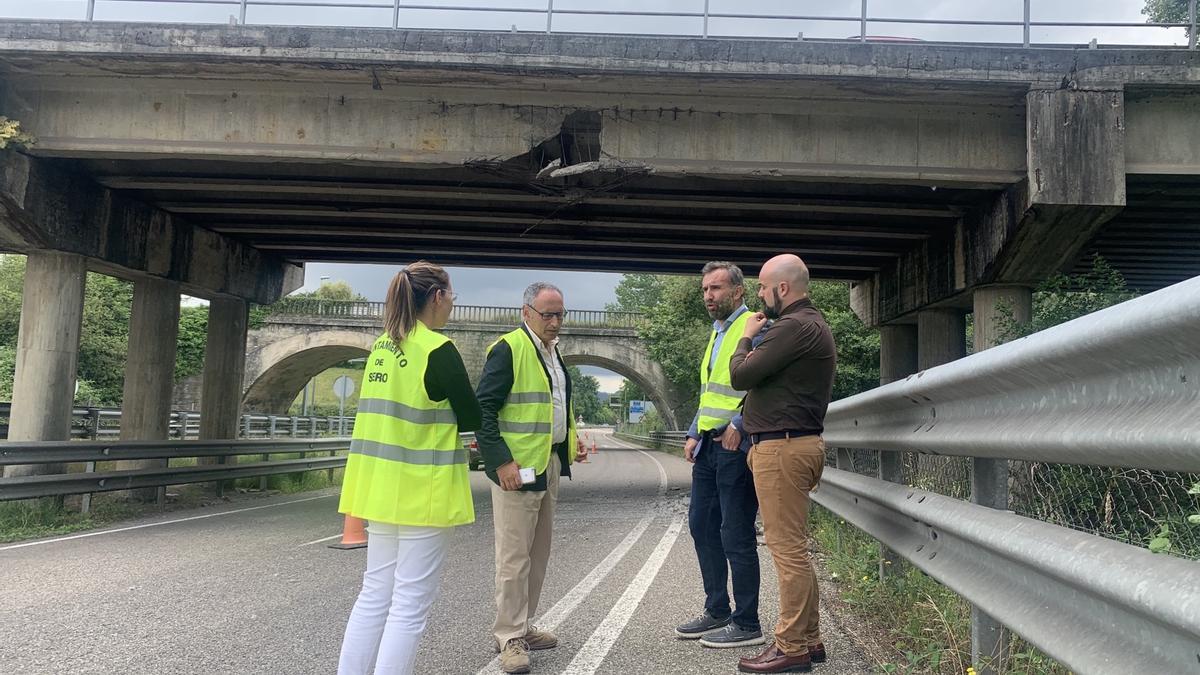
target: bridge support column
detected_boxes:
[5,252,86,478]
[877,324,917,579]
[969,284,1032,674]
[917,309,966,370]
[199,298,249,453]
[117,277,181,500]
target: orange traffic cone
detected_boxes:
[328,514,368,550]
[591,440,598,455]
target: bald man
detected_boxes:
[728,254,837,674]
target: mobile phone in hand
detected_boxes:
[519,467,536,485]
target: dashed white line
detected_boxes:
[0,493,337,552]
[560,517,685,675]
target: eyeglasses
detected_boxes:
[431,288,458,302]
[525,304,568,322]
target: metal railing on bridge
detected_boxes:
[46,0,1200,50]
[816,275,1200,674]
[265,299,644,329]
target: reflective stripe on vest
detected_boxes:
[338,322,474,528]
[492,328,577,475]
[696,311,752,432]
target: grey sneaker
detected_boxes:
[699,623,766,649]
[675,611,731,639]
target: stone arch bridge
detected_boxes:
[183,302,689,430]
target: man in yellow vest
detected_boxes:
[476,281,585,674]
[675,261,768,650]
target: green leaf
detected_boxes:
[1187,515,1200,525]
[1187,482,1200,495]
[1148,537,1172,554]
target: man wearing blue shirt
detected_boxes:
[675,261,766,649]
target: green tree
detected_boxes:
[1143,0,1195,35]
[76,272,134,404]
[996,256,1138,341]
[568,365,614,424]
[175,305,210,381]
[292,279,366,301]
[605,273,664,313]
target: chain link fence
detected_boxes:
[828,448,1200,561]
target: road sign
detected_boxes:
[332,375,355,401]
[628,399,646,423]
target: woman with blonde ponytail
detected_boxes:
[337,261,481,675]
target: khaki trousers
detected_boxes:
[491,453,561,646]
[749,435,825,656]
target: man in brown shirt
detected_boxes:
[729,254,836,674]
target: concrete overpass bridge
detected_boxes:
[1,18,1198,470]
[173,302,689,430]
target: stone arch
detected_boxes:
[557,338,687,431]
[242,329,377,414]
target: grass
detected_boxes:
[811,505,1072,675]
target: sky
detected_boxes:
[3,0,1189,392]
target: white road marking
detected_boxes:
[560,517,686,675]
[473,513,656,675]
[0,493,336,552]
[298,533,344,547]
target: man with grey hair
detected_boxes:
[476,281,586,674]
[675,261,768,650]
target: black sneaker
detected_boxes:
[675,611,731,639]
[699,623,766,649]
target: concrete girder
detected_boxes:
[0,151,302,303]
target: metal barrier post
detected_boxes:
[87,0,95,21]
[1190,0,1197,50]
[1023,0,1031,47]
[546,0,553,34]
[702,0,710,38]
[859,0,867,42]
[238,0,248,25]
[261,415,277,491]
[393,0,401,29]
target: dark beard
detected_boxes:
[762,288,784,320]
[708,298,736,320]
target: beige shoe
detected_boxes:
[524,625,558,651]
[499,638,531,674]
[493,627,559,653]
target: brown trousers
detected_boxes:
[749,435,825,656]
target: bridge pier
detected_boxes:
[876,324,917,580]
[200,298,250,446]
[969,284,1032,674]
[116,278,181,500]
[4,252,86,478]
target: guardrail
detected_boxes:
[0,403,354,441]
[0,439,350,501]
[264,299,644,329]
[615,430,686,452]
[817,274,1200,674]
[0,431,479,503]
[57,0,1200,49]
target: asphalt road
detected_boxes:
[0,429,872,674]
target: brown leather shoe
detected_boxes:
[738,645,812,673]
[809,642,826,663]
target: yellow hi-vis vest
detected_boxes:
[338,322,474,527]
[696,311,752,432]
[491,328,577,475]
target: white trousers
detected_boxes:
[337,523,452,675]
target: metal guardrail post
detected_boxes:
[261,415,278,490]
[703,0,710,38]
[241,414,251,439]
[1023,0,1031,47]
[310,416,317,438]
[87,0,95,21]
[238,0,248,25]
[859,0,867,42]
[1190,0,1197,50]
[393,0,401,29]
[88,408,101,441]
[546,0,553,34]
